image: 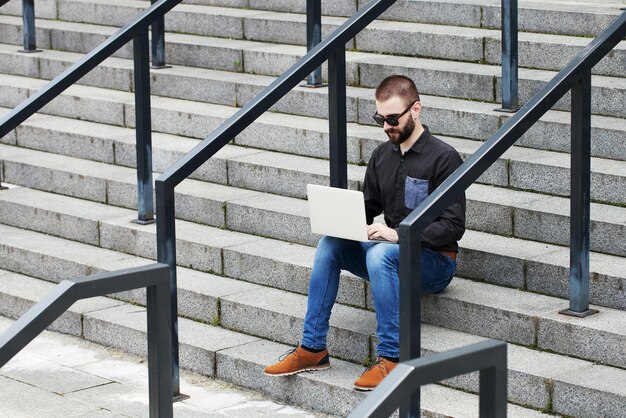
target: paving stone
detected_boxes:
[0,375,102,417]
[1,350,112,394]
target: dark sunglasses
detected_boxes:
[373,101,416,126]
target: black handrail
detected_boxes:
[0,0,182,388]
[0,0,179,136]
[349,340,507,418]
[0,264,173,418]
[397,10,625,416]
[154,0,398,408]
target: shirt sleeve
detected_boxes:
[420,149,466,250]
[363,149,383,225]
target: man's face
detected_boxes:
[374,97,416,146]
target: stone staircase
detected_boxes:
[0,0,625,416]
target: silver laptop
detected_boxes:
[307,184,387,242]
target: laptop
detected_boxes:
[306,184,388,242]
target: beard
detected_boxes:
[385,117,415,145]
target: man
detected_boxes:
[264,75,466,390]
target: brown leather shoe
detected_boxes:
[264,345,330,376]
[353,357,397,391]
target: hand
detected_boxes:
[367,223,398,242]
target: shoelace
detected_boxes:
[278,343,300,361]
[361,357,387,375]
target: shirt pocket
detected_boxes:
[404,177,429,210]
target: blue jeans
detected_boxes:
[302,236,457,358]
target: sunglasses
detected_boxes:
[373,101,416,126]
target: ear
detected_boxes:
[411,101,422,118]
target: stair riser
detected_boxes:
[2,20,624,118]
[1,54,624,162]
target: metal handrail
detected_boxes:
[0,264,173,418]
[0,0,179,137]
[0,0,182,389]
[349,340,507,418]
[0,0,181,224]
[153,0,398,406]
[397,10,625,416]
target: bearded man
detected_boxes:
[264,75,466,390]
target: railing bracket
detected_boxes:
[132,218,156,225]
[559,308,599,318]
[173,393,190,402]
[151,64,172,70]
[18,48,42,53]
[300,82,327,89]
[494,106,519,113]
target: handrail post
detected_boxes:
[560,70,598,318]
[305,0,323,87]
[150,0,170,68]
[478,344,507,418]
[20,0,41,53]
[133,28,155,225]
[328,46,347,188]
[155,180,185,400]
[497,0,518,112]
[0,155,7,190]
[147,267,174,417]
[398,224,422,417]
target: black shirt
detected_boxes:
[363,126,466,252]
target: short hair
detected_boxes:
[375,75,420,106]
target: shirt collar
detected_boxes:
[392,125,430,154]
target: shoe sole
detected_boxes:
[353,384,375,391]
[264,363,330,377]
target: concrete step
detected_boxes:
[1,197,625,370]
[0,16,624,117]
[2,119,626,259]
[1,135,626,260]
[3,102,626,207]
[22,0,625,77]
[181,0,624,38]
[1,69,624,164]
[0,266,624,417]
[1,183,625,312]
[0,272,547,417]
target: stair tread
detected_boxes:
[0,268,623,416]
